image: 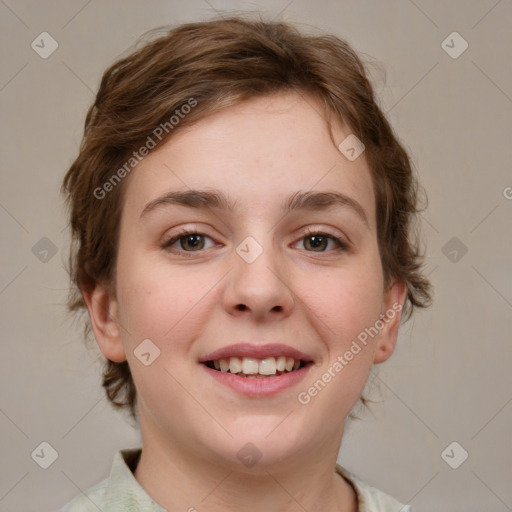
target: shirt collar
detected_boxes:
[104,448,166,511]
[335,463,410,512]
[336,463,368,511]
[106,448,399,512]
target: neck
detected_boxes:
[133,415,358,512]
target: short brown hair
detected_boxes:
[61,15,432,421]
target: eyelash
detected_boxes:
[161,227,350,256]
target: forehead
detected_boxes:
[122,92,376,227]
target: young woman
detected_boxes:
[60,16,431,512]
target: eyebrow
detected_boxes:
[139,189,369,227]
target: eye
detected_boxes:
[161,227,350,256]
[161,229,216,254]
[294,228,349,253]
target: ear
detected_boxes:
[373,279,408,364]
[82,282,127,363]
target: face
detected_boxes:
[87,91,405,472]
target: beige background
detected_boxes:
[1,1,511,511]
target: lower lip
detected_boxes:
[200,363,312,396]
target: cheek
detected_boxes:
[115,249,223,358]
[115,250,192,341]
[304,263,384,346]
[298,267,383,415]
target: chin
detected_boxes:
[202,417,313,472]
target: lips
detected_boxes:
[200,358,312,396]
[198,343,313,363]
[198,343,314,395]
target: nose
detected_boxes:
[222,235,295,322]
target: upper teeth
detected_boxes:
[212,356,301,375]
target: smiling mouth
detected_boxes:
[203,356,311,378]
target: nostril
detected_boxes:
[236,304,247,311]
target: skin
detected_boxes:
[84,91,407,512]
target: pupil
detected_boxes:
[307,235,326,251]
[183,234,203,250]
